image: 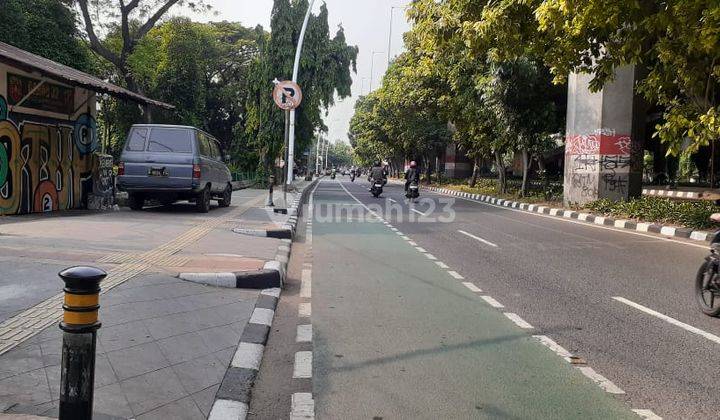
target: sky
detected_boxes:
[172,0,413,145]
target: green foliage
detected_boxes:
[0,0,93,72]
[327,141,353,168]
[244,0,358,173]
[587,197,720,229]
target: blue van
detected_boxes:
[116,124,232,213]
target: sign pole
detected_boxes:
[288,0,316,187]
[283,109,290,206]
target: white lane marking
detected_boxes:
[389,198,397,203]
[415,246,427,253]
[457,229,498,248]
[462,282,482,293]
[298,302,311,317]
[426,190,710,250]
[504,313,534,329]
[411,208,429,217]
[249,308,275,326]
[300,269,312,298]
[401,235,410,240]
[632,409,663,420]
[231,342,264,369]
[447,270,464,279]
[290,392,315,420]
[408,241,418,246]
[577,366,625,394]
[435,261,449,269]
[613,296,720,345]
[480,295,505,308]
[390,227,399,232]
[293,351,313,378]
[296,324,312,343]
[533,335,573,361]
[424,253,437,260]
[208,399,248,420]
[395,231,404,235]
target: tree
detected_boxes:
[244,0,358,175]
[0,0,93,72]
[75,0,210,92]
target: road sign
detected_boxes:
[272,80,303,110]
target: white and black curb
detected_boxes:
[425,186,717,243]
[177,179,318,289]
[232,225,294,239]
[208,287,280,420]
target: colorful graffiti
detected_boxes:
[0,95,98,215]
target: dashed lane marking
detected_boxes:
[293,351,313,378]
[480,295,505,308]
[401,235,410,240]
[613,296,720,345]
[435,261,449,269]
[504,312,534,329]
[533,335,572,362]
[411,208,428,217]
[458,229,498,248]
[297,324,312,343]
[300,269,312,298]
[424,253,437,260]
[577,366,625,394]
[290,392,315,420]
[415,246,427,253]
[462,282,482,293]
[299,303,312,318]
[632,409,662,419]
[447,270,464,280]
[408,241,418,246]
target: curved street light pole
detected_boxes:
[287,0,316,186]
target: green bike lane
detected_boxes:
[309,180,635,419]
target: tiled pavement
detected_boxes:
[0,273,259,419]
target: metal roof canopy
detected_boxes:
[0,41,174,110]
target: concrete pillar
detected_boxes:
[563,65,645,206]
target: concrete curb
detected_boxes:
[232,225,293,239]
[425,186,717,243]
[206,178,318,420]
[208,287,280,420]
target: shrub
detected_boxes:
[586,196,720,230]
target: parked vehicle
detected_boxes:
[695,213,720,316]
[116,124,232,213]
[371,182,383,198]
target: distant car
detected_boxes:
[116,124,232,213]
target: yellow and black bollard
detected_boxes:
[58,266,107,420]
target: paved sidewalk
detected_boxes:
[0,273,259,419]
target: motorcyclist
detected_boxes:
[405,160,420,191]
[368,161,387,190]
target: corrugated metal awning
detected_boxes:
[0,41,174,109]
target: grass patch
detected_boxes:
[586,196,720,230]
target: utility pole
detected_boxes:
[315,137,322,175]
[324,140,330,170]
[287,0,316,187]
[387,6,402,66]
[369,51,385,92]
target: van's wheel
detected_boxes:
[218,184,232,207]
[128,193,144,211]
[196,186,211,213]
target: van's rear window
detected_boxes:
[146,128,193,153]
[125,128,148,151]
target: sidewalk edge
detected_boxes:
[424,186,717,244]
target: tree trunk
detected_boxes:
[520,149,529,197]
[424,156,432,185]
[495,151,506,194]
[469,156,480,188]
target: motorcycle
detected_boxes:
[350,172,355,182]
[330,172,336,180]
[695,213,720,316]
[406,182,419,201]
[370,182,384,198]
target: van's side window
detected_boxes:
[126,128,148,151]
[199,133,212,158]
[210,140,221,161]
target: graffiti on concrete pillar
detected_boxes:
[564,129,635,203]
[0,94,97,215]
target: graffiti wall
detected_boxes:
[0,94,98,215]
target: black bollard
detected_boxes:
[58,266,107,420]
